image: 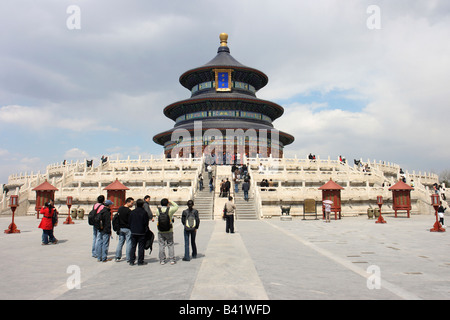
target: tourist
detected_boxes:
[241,163,248,176]
[233,172,239,194]
[258,163,265,174]
[143,195,154,221]
[198,173,204,191]
[224,178,231,197]
[2,184,9,196]
[268,179,275,191]
[209,176,214,193]
[128,199,150,266]
[219,179,225,197]
[440,185,446,200]
[91,195,105,258]
[224,196,236,233]
[156,198,179,265]
[96,199,113,262]
[324,201,332,223]
[38,200,58,245]
[115,197,134,262]
[242,179,250,201]
[438,202,446,227]
[181,200,200,261]
[207,164,213,179]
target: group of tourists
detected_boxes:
[37,194,202,266]
[89,195,200,266]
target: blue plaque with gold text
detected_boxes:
[214,69,232,91]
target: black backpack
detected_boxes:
[93,208,104,231]
[157,207,171,232]
[112,213,120,233]
[88,204,104,226]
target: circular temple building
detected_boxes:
[153,33,294,162]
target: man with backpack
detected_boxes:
[89,195,105,258]
[156,198,179,265]
[95,200,114,262]
[181,200,200,261]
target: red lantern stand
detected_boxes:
[318,179,344,220]
[64,196,74,224]
[104,179,129,217]
[4,195,20,234]
[388,181,413,218]
[375,195,387,224]
[32,180,58,219]
[430,193,445,232]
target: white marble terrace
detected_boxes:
[1,154,442,218]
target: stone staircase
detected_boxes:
[234,189,258,220]
[193,187,215,220]
[193,165,217,220]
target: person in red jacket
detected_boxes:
[38,200,58,245]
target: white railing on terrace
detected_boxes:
[2,154,439,214]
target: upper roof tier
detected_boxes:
[179,33,269,92]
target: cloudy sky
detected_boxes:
[1,0,449,184]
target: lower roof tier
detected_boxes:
[163,93,284,121]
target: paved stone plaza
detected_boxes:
[0,213,449,300]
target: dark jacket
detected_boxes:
[99,207,112,235]
[129,207,150,235]
[117,205,131,229]
[181,208,200,230]
[242,181,250,191]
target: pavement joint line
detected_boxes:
[263,219,422,300]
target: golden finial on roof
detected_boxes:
[219,33,228,47]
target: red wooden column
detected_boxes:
[318,179,344,220]
[389,181,413,218]
[103,179,129,215]
[32,180,58,219]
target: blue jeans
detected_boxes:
[184,229,197,260]
[115,228,131,261]
[244,190,249,201]
[92,227,99,257]
[96,232,110,261]
[42,229,56,244]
